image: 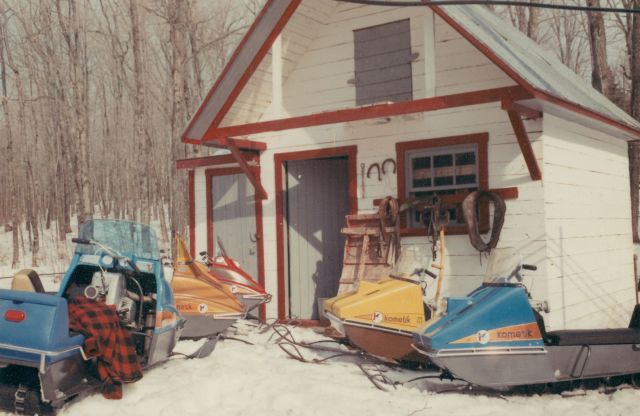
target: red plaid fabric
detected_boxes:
[68,296,143,399]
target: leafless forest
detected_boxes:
[0,0,638,268]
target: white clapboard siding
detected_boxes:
[220,0,516,127]
[239,100,547,317]
[542,114,635,330]
[220,0,336,128]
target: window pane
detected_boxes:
[456,175,476,185]
[404,144,479,228]
[411,156,431,188]
[434,154,452,168]
[413,178,432,188]
[434,176,454,186]
[455,152,475,166]
[433,154,453,187]
[412,156,430,170]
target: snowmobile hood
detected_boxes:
[328,278,427,332]
[172,236,245,314]
[413,285,544,351]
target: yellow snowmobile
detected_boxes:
[171,236,245,339]
[324,198,450,365]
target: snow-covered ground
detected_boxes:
[1,321,636,416]
[2,226,640,415]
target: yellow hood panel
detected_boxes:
[325,277,427,331]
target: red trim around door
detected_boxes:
[188,170,196,255]
[273,145,358,319]
[205,166,266,319]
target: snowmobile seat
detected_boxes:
[546,328,640,346]
[11,269,45,293]
[544,305,640,346]
[533,309,553,345]
[0,290,85,368]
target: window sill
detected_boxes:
[400,226,470,236]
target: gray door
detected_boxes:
[285,158,350,319]
[211,173,258,278]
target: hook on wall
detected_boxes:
[381,158,396,175]
[367,163,382,181]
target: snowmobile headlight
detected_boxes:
[100,255,114,268]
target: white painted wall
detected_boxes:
[253,103,546,318]
[277,4,515,117]
[542,114,636,330]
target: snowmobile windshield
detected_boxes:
[483,247,521,284]
[76,219,160,261]
[390,245,430,281]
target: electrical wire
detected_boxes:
[336,0,640,14]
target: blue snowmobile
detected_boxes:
[0,219,213,414]
[412,249,640,391]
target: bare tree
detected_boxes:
[631,0,640,119]
[585,0,616,95]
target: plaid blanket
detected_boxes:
[68,296,143,399]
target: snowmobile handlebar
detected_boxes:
[72,237,140,273]
[522,264,537,271]
[412,268,437,279]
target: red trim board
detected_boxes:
[176,153,259,170]
[182,0,286,141]
[201,0,303,140]
[188,170,196,255]
[203,86,531,142]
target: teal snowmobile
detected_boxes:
[0,219,214,414]
[412,250,640,391]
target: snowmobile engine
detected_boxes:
[84,272,136,324]
[117,297,137,326]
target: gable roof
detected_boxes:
[182,0,640,143]
[435,4,640,131]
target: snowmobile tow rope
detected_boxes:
[260,322,453,391]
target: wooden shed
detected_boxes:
[177,0,640,330]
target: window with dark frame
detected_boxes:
[396,134,489,235]
[353,19,413,106]
[405,145,479,228]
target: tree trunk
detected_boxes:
[526,0,540,42]
[129,0,152,224]
[631,0,640,120]
[1,13,21,269]
[586,0,615,96]
[26,161,39,267]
